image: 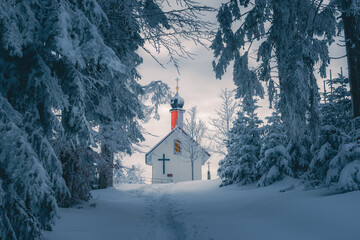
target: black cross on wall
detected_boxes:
[158,154,170,174]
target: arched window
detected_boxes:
[174,139,181,154]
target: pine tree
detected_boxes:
[0,180,16,240]
[257,104,292,187]
[51,139,101,206]
[0,46,70,203]
[307,72,352,184]
[308,126,349,184]
[113,156,127,185]
[0,0,213,235]
[211,0,337,176]
[0,96,59,239]
[113,164,144,184]
[321,72,352,133]
[126,165,145,184]
[218,97,263,186]
[323,92,360,191]
[326,141,360,191]
[88,0,210,187]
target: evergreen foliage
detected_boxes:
[0,0,211,237]
[321,75,360,191]
[326,140,360,191]
[211,0,337,174]
[218,98,263,186]
[308,126,349,184]
[212,1,360,193]
[321,73,352,133]
[114,165,145,184]
[0,97,58,239]
[51,140,102,206]
[308,74,352,184]
[257,107,292,187]
[337,159,360,192]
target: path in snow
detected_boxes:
[129,184,207,240]
[45,179,360,240]
[44,183,208,240]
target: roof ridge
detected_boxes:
[145,126,211,165]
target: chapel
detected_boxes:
[145,80,210,183]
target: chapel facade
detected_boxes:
[145,80,210,183]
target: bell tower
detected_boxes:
[170,78,185,130]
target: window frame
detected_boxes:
[174,139,181,154]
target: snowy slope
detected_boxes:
[44,178,360,240]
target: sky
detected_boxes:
[121,0,348,181]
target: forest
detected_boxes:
[0,0,359,239]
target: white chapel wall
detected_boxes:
[150,130,202,183]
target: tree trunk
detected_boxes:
[191,159,194,181]
[342,0,360,118]
[98,144,114,189]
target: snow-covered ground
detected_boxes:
[44,178,360,240]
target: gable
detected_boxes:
[145,127,210,165]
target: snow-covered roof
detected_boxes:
[145,126,210,165]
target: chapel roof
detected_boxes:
[145,126,210,165]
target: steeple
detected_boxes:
[170,78,184,109]
[170,78,185,130]
[176,77,179,93]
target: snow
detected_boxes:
[44,178,360,240]
[338,160,360,191]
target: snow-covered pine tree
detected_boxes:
[336,4,360,191]
[0,0,213,236]
[113,163,145,184]
[217,48,263,186]
[88,0,210,188]
[320,72,360,191]
[93,0,175,188]
[0,180,16,240]
[218,97,263,186]
[211,0,337,176]
[0,96,59,239]
[257,101,292,187]
[113,156,127,185]
[307,72,352,185]
[51,139,101,206]
[92,1,147,174]
[123,165,145,184]
[40,0,127,147]
[308,125,349,184]
[326,141,360,191]
[0,46,70,204]
[1,0,138,235]
[0,1,71,233]
[321,72,352,133]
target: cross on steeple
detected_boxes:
[175,78,180,93]
[158,154,170,174]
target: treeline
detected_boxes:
[219,73,356,190]
[213,0,360,191]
